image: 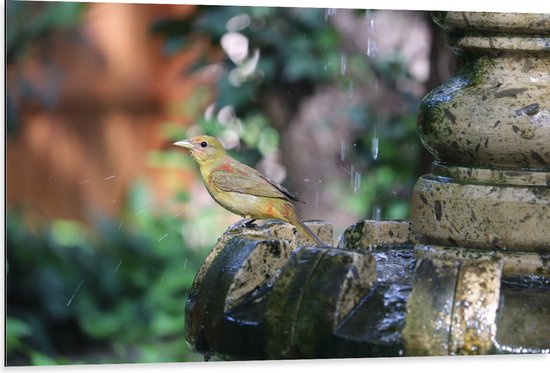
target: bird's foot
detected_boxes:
[229,218,257,230]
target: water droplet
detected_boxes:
[366,10,378,58]
[74,280,84,292]
[66,280,85,307]
[340,55,347,76]
[340,138,347,162]
[354,170,362,193]
[367,39,378,58]
[325,8,336,21]
[371,129,379,160]
[66,294,76,308]
[373,203,381,221]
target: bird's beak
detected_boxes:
[173,140,194,150]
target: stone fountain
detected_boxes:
[184,12,550,359]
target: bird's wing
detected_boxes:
[210,164,301,202]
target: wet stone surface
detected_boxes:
[415,244,550,279]
[282,248,377,358]
[339,220,413,249]
[333,245,416,357]
[433,12,550,33]
[412,175,550,251]
[402,258,460,356]
[494,277,550,354]
[185,221,550,359]
[185,218,422,359]
[450,260,503,355]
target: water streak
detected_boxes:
[340,54,347,76]
[325,8,336,21]
[66,280,85,307]
[372,203,382,221]
[340,138,347,162]
[366,10,378,58]
[354,170,362,193]
[371,128,379,160]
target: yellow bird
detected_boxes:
[174,135,324,246]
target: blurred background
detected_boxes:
[5,0,455,365]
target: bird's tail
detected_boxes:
[292,217,325,247]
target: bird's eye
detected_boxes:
[200,141,208,148]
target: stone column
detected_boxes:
[412,12,550,251]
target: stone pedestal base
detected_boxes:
[183,220,550,359]
[412,164,550,251]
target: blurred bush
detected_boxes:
[7,181,208,364]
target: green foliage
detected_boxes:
[6,181,208,365]
[190,7,341,112]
